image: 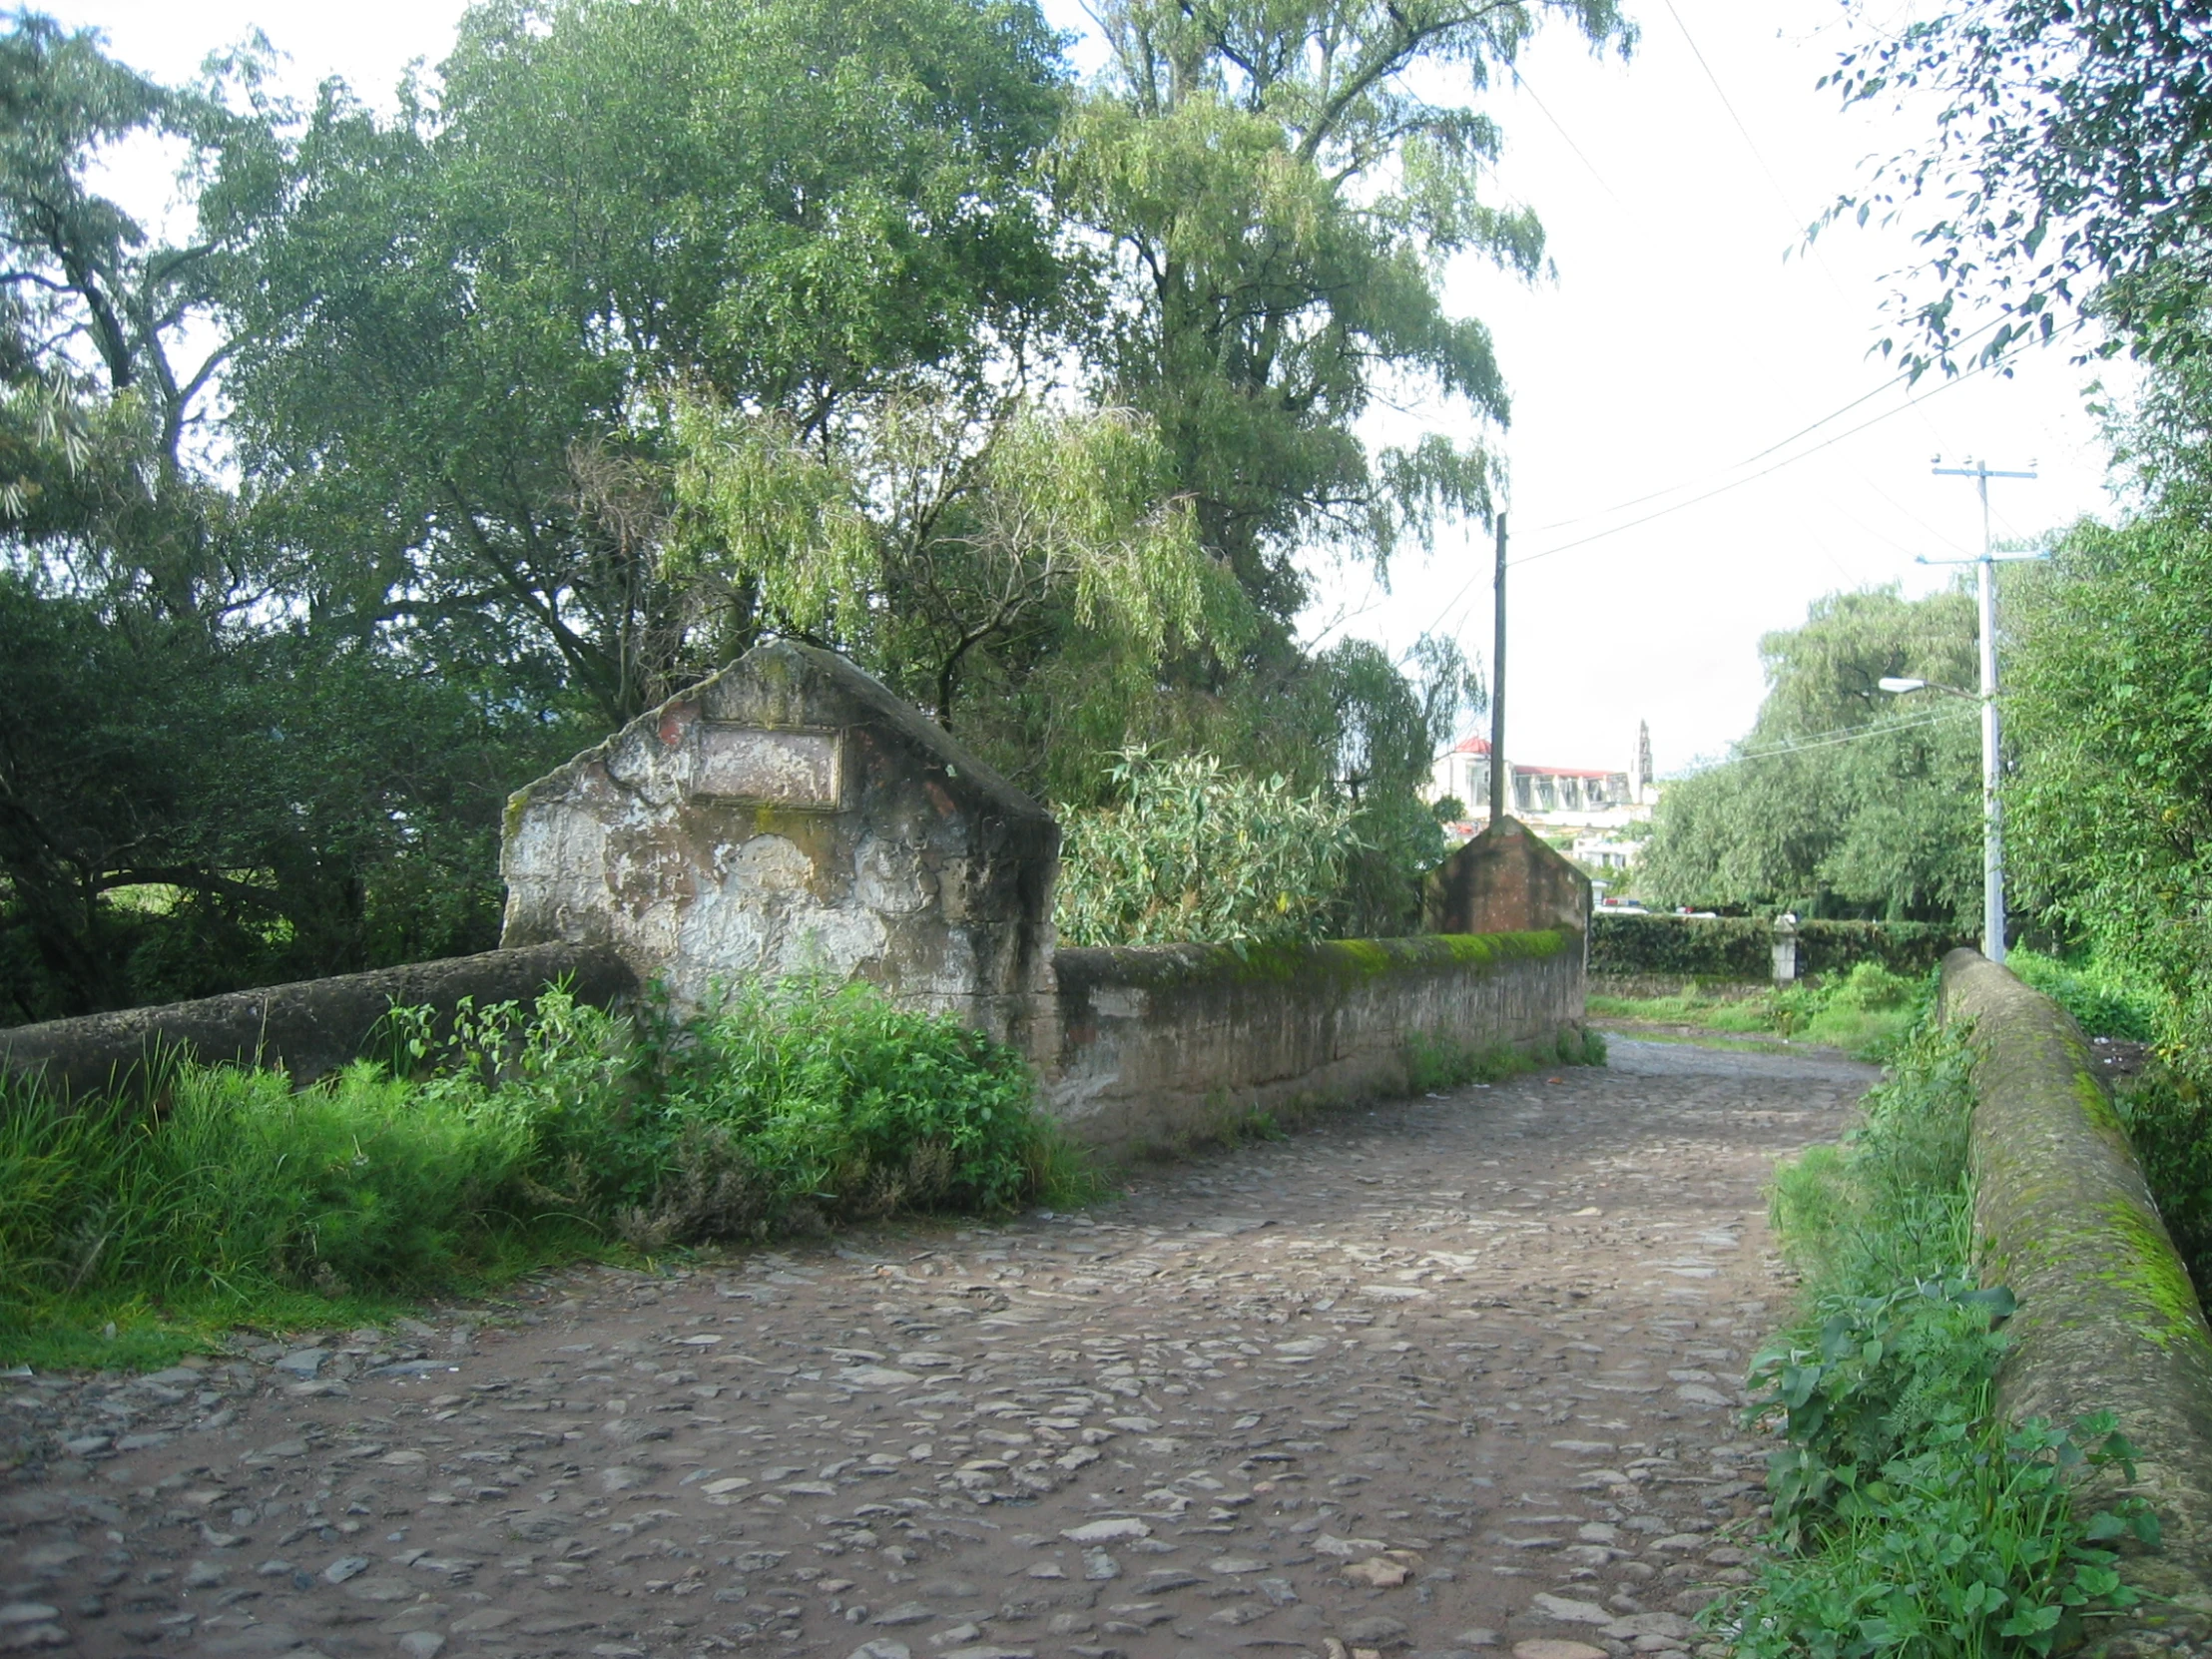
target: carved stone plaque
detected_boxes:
[692,726,841,808]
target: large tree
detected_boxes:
[0,16,581,1021]
[1825,0,2212,370]
[1064,0,1631,620]
[220,0,1078,728]
[1637,588,1984,923]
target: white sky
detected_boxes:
[47,0,2125,778]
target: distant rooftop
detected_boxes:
[1442,735,1622,781]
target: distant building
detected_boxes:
[1431,721,1658,833]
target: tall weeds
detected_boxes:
[1725,1020,2156,1658]
[1,979,1055,1351]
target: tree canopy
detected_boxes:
[1636,588,1983,924]
[0,0,1622,1021]
[1826,0,2212,370]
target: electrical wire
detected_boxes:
[1506,346,2016,570]
[1724,704,1975,766]
[1510,66,1627,210]
[1660,0,1806,239]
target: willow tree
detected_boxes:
[1062,0,1632,625]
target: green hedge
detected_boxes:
[1589,914,1972,982]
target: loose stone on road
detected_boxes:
[1,1039,1873,1659]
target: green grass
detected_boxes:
[1591,960,1928,1059]
[1721,1018,2156,1657]
[1403,1023,1606,1092]
[2004,947,2162,1044]
[0,978,1064,1365]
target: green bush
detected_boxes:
[1053,747,1362,947]
[1727,1020,2155,1657]
[1590,913,1772,978]
[2113,1067,2212,1298]
[1589,913,1972,983]
[0,979,1054,1332]
[2004,948,2160,1042]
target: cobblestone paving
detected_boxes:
[1,1038,1874,1659]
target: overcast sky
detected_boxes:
[46,0,2125,778]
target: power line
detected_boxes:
[1660,0,1804,236]
[1510,66,1626,210]
[1505,346,2014,570]
[1517,311,2011,544]
[1681,704,1976,772]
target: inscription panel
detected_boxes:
[692,726,841,809]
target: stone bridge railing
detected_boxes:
[3,645,1587,1144]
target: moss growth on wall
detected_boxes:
[1055,930,1570,992]
[2088,1199,2212,1355]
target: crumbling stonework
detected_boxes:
[500,642,1060,1053]
[1424,815,1592,938]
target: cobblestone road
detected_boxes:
[1,1039,1874,1659]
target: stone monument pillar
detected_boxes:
[500,642,1060,1056]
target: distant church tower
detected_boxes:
[1631,719,1654,804]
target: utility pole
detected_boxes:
[1925,459,2038,963]
[1489,512,1508,826]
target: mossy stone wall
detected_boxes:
[1942,949,2212,1632]
[1049,930,1583,1160]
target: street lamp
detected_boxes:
[1907,458,2042,966]
[1876,674,2004,961]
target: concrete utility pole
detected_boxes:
[1926,459,2039,964]
[1489,513,1508,825]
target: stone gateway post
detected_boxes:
[498,641,1062,1055]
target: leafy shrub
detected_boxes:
[1589,914,1972,983]
[0,979,1052,1327]
[1054,747,1361,947]
[2004,948,2160,1042]
[1728,1020,2155,1657]
[1590,913,1772,978]
[2113,1066,2212,1297]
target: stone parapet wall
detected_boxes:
[0,943,635,1101]
[1940,949,2212,1635]
[501,642,1059,1056]
[1047,932,1583,1161]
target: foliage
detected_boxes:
[2002,949,2159,1044]
[0,16,591,1024]
[0,0,1597,1026]
[1403,1023,1602,1092]
[1726,1020,2156,1657]
[2004,512,2212,1055]
[1053,747,1362,948]
[0,570,579,1023]
[0,981,1055,1350]
[219,0,1076,729]
[1636,588,1983,924]
[1821,0,2212,370]
[2113,1066,2212,1302]
[1063,0,1631,620]
[1589,914,1970,984]
[533,979,1047,1245]
[670,394,1247,748]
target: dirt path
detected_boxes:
[1,1039,1873,1659]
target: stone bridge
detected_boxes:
[0,1039,1868,1659]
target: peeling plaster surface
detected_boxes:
[499,643,1059,1054]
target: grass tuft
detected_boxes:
[1720,1017,2157,1658]
[0,978,1068,1363]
